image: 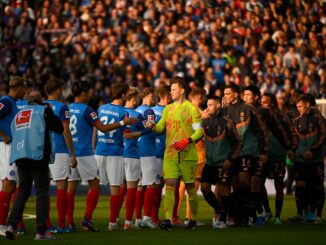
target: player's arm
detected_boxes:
[95,116,138,133]
[309,115,326,155]
[60,105,77,168]
[268,109,290,149]
[123,113,151,139]
[250,107,269,158]
[225,117,243,161]
[153,106,168,133]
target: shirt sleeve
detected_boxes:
[190,104,203,142]
[83,106,99,126]
[154,106,167,134]
[0,98,12,119]
[59,104,70,123]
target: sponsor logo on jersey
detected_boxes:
[16,109,32,130]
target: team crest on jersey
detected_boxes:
[240,112,245,122]
[90,112,97,120]
[16,109,32,130]
[0,103,4,110]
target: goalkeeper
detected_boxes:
[152,76,202,230]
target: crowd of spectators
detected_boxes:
[0,0,325,107]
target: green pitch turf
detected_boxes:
[1,195,326,245]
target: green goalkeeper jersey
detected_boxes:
[155,100,202,161]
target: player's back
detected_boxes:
[152,104,166,159]
[69,102,95,157]
[96,103,126,156]
[44,99,69,154]
[123,108,144,159]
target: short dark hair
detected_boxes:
[245,85,261,97]
[9,76,29,89]
[189,87,206,98]
[224,83,240,94]
[170,76,188,93]
[45,79,64,96]
[207,95,222,104]
[141,87,155,99]
[296,94,311,105]
[262,93,278,110]
[305,93,316,107]
[126,87,140,101]
[71,81,91,97]
[156,85,170,99]
[111,83,128,100]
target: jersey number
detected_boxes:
[98,116,117,137]
[70,115,77,135]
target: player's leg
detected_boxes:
[183,160,198,230]
[158,159,179,229]
[104,156,123,231]
[289,161,306,222]
[78,156,100,231]
[49,154,70,231]
[0,143,16,235]
[6,167,33,238]
[124,158,141,230]
[272,161,286,224]
[200,164,220,227]
[216,167,231,229]
[237,156,251,226]
[314,162,325,223]
[140,157,157,228]
[151,158,163,225]
[250,158,263,224]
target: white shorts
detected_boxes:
[69,155,99,182]
[124,158,141,182]
[155,158,163,178]
[49,153,71,181]
[0,142,17,181]
[140,156,161,186]
[95,155,124,186]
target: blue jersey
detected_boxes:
[152,104,166,159]
[136,105,156,157]
[44,100,70,154]
[0,95,19,141]
[69,103,98,157]
[95,103,127,156]
[16,99,29,110]
[123,108,147,159]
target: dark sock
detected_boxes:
[228,193,235,219]
[220,196,230,223]
[203,191,220,214]
[275,199,283,218]
[250,192,259,218]
[316,186,325,217]
[295,186,305,215]
[261,188,271,213]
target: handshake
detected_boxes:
[143,109,156,130]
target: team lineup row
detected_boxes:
[0,76,325,240]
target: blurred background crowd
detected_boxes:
[0,0,325,108]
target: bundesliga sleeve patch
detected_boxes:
[90,112,98,120]
[65,111,70,119]
[0,103,4,110]
[16,109,32,130]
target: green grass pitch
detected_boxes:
[1,195,326,245]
